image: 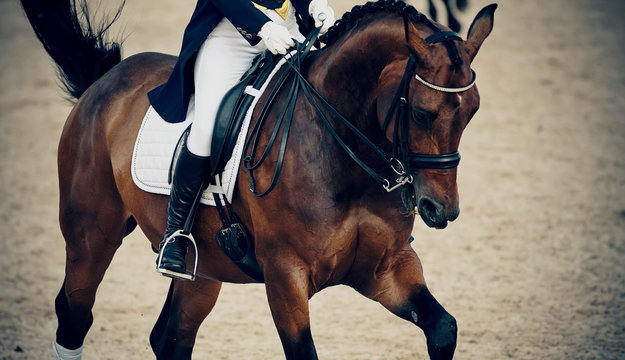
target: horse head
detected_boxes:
[372,4,497,229]
[312,1,495,229]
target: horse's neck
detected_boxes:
[297,21,406,190]
[310,18,405,127]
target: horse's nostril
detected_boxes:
[417,198,448,229]
[418,198,438,217]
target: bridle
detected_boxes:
[243,18,476,196]
[380,37,475,191]
[414,68,476,93]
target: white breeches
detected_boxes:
[186,3,305,157]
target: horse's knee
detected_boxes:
[423,312,457,360]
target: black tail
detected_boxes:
[20,0,124,101]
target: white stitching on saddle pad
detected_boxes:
[131,54,291,206]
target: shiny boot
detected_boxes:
[156,138,209,281]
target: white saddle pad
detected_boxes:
[131,54,290,206]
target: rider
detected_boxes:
[148,0,336,280]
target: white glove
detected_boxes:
[258,21,295,55]
[308,0,336,35]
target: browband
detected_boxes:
[413,69,476,93]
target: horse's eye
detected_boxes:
[411,108,434,129]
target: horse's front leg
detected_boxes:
[150,277,222,360]
[351,245,457,360]
[263,259,318,360]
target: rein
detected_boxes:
[243,17,475,196]
[242,29,322,196]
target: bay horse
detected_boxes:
[21,0,496,359]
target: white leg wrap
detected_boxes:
[53,341,83,360]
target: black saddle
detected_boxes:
[210,50,279,177]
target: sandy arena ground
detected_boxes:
[1,0,624,359]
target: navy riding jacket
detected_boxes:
[148,0,313,124]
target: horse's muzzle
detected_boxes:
[417,197,459,229]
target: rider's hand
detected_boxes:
[258,22,295,55]
[308,0,336,35]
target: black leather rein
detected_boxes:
[243,20,471,196]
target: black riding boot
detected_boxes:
[156,138,210,280]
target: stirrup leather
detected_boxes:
[156,230,199,281]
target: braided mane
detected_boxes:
[320,0,427,46]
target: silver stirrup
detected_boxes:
[156,229,199,281]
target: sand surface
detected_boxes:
[1,0,624,359]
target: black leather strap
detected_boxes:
[212,190,230,226]
[243,27,332,196]
[408,151,460,169]
[425,31,462,44]
[213,189,264,282]
[420,18,464,68]
[242,18,463,197]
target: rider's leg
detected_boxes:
[157,18,264,280]
[156,134,210,280]
[186,4,305,156]
[185,21,266,156]
[157,8,305,280]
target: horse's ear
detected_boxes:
[407,22,434,64]
[464,4,497,62]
